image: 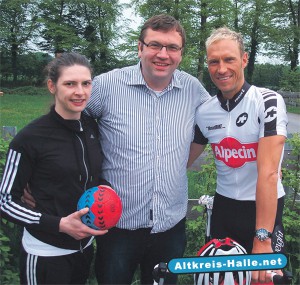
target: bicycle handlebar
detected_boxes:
[198,195,214,210]
[252,270,293,285]
[271,270,293,285]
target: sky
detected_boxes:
[119,0,142,26]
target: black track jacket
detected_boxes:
[0,106,108,250]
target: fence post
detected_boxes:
[2,126,17,140]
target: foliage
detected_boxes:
[0,136,21,284]
[36,0,124,75]
[185,147,217,250]
[281,133,300,284]
[0,0,298,89]
[0,0,40,84]
[181,147,216,284]
[265,0,299,71]
[282,200,300,284]
[282,133,300,209]
[1,86,49,96]
[0,222,20,284]
[279,69,300,92]
[0,50,52,88]
[187,146,217,199]
[0,137,10,178]
[249,64,300,92]
[287,106,300,115]
[250,64,285,90]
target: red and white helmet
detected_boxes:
[194,238,251,285]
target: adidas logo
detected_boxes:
[90,134,95,139]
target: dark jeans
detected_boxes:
[95,218,186,285]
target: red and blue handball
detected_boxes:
[77,185,122,230]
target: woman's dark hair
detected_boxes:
[45,52,92,84]
[138,14,186,48]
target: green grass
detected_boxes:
[0,92,54,132]
[287,105,300,114]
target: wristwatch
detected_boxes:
[255,228,272,241]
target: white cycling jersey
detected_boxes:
[194,82,288,200]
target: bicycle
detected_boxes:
[152,195,293,285]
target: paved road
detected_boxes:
[287,112,300,134]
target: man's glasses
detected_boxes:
[141,40,183,54]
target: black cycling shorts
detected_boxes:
[211,192,285,254]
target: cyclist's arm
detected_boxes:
[188,125,207,168]
[251,135,286,283]
[187,143,206,168]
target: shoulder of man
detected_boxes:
[252,85,283,99]
[174,69,210,94]
[94,64,136,81]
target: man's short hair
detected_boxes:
[206,27,245,55]
[139,14,186,48]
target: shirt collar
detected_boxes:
[50,106,83,132]
[217,81,251,111]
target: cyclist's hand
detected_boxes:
[251,270,284,285]
[251,238,273,283]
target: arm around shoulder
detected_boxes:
[187,143,206,168]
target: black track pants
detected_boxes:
[19,244,94,285]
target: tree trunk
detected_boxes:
[11,42,18,86]
[197,1,207,83]
[247,1,260,83]
[288,0,299,70]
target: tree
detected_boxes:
[1,0,297,86]
[267,0,299,71]
[0,0,40,85]
[75,0,122,73]
[37,0,122,74]
[37,0,85,53]
[251,63,285,90]
[235,0,275,83]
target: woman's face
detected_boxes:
[47,64,92,120]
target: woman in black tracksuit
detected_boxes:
[0,53,109,284]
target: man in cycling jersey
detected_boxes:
[188,27,288,284]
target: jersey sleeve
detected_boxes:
[193,125,209,145]
[258,89,288,138]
